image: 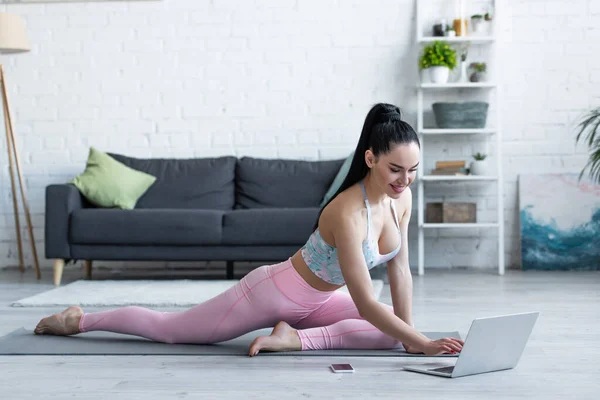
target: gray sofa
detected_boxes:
[45,153,344,286]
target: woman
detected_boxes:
[35,103,464,357]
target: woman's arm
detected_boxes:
[387,189,414,327]
[333,193,463,355]
[333,211,431,351]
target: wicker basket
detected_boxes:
[432,102,489,129]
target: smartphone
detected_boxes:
[330,363,355,373]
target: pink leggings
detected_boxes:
[79,258,400,350]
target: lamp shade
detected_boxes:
[0,13,30,53]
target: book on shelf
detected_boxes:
[430,160,469,176]
[435,160,465,169]
[430,168,469,176]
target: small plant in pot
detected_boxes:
[469,62,487,82]
[419,41,457,84]
[470,152,489,176]
[470,14,485,34]
[418,57,430,83]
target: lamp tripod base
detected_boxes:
[1,63,40,279]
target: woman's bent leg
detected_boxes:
[294,291,401,350]
[71,263,293,344]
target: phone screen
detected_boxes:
[330,363,354,372]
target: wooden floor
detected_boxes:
[1,266,598,399]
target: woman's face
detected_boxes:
[367,142,420,198]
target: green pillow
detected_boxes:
[320,151,354,207]
[69,147,157,210]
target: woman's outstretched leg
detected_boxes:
[34,261,296,345]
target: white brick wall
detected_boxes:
[0,0,595,273]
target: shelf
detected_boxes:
[420,129,496,135]
[421,223,500,229]
[418,36,495,44]
[415,0,503,277]
[421,175,498,181]
[420,82,496,89]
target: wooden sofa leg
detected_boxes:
[53,259,65,286]
[226,261,234,280]
[84,260,93,280]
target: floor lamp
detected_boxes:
[0,13,40,279]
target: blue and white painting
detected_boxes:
[519,173,600,270]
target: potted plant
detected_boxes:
[470,152,489,175]
[575,107,600,183]
[469,62,487,82]
[470,14,484,33]
[419,40,457,84]
[445,26,456,37]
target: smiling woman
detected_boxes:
[34,103,464,358]
[313,103,421,231]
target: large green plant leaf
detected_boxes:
[575,107,600,183]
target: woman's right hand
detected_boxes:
[421,337,464,356]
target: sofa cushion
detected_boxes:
[222,208,319,245]
[235,157,344,208]
[320,151,354,207]
[70,209,224,245]
[69,147,157,210]
[107,153,237,210]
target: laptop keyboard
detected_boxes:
[430,366,455,374]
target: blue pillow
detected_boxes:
[320,152,354,207]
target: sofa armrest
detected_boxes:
[45,184,86,260]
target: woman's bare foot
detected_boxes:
[248,321,301,356]
[34,306,83,336]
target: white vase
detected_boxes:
[470,160,489,176]
[471,18,490,36]
[471,18,486,35]
[459,61,468,82]
[429,66,450,84]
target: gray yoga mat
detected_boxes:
[0,328,460,357]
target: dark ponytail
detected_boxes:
[313,103,419,231]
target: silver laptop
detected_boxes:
[403,311,539,378]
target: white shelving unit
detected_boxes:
[421,82,497,88]
[415,1,504,276]
[421,175,498,180]
[418,36,495,43]
[423,223,500,229]
[421,128,496,135]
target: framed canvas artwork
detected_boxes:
[519,173,600,270]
